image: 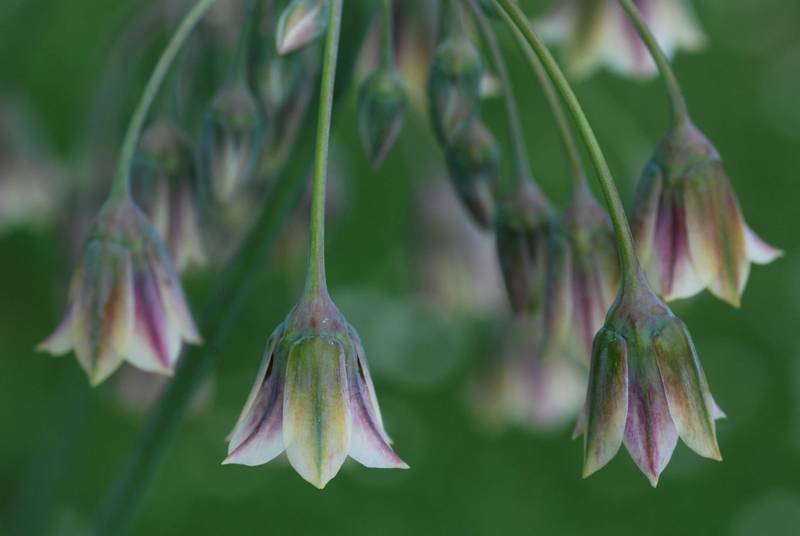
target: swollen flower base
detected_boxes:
[224,289,408,489]
[38,197,201,385]
[579,277,723,486]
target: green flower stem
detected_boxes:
[618,0,690,128]
[382,0,394,67]
[233,0,264,85]
[305,0,343,295]
[465,0,532,189]
[495,0,640,283]
[108,0,217,203]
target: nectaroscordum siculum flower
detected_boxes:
[225,0,407,489]
[616,0,781,307]
[497,0,725,485]
[37,0,213,385]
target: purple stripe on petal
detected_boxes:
[128,262,173,374]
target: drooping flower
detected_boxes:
[200,84,263,205]
[633,120,782,307]
[358,66,408,167]
[224,289,408,489]
[536,0,706,78]
[38,197,202,385]
[556,183,619,361]
[135,120,206,272]
[276,0,330,55]
[579,278,723,486]
[444,118,500,229]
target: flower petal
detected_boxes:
[127,261,178,375]
[583,329,628,479]
[283,336,352,489]
[653,319,721,462]
[745,225,782,266]
[149,243,201,345]
[38,302,76,356]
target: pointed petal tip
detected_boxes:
[647,473,660,488]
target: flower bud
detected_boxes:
[444,119,499,229]
[200,84,262,205]
[224,290,407,489]
[428,33,483,145]
[276,0,330,56]
[579,282,723,486]
[358,67,408,167]
[135,120,206,272]
[38,198,201,386]
[633,120,781,307]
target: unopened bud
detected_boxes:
[358,67,408,167]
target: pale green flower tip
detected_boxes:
[276,0,329,56]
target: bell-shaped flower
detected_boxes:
[536,0,705,78]
[38,197,202,385]
[358,67,408,167]
[444,118,500,229]
[428,32,484,145]
[579,278,723,486]
[276,0,330,56]
[556,183,619,361]
[633,120,782,307]
[135,120,206,272]
[224,289,408,489]
[200,84,262,205]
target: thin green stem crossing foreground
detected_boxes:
[305,0,343,294]
[494,0,641,283]
[108,0,217,203]
[618,0,690,128]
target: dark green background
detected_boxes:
[1,1,799,534]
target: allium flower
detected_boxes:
[276,0,330,55]
[633,120,782,306]
[536,0,706,78]
[38,198,201,385]
[557,184,619,360]
[358,67,408,167]
[200,84,262,205]
[444,119,500,229]
[579,280,723,486]
[224,290,408,489]
[428,32,483,145]
[136,120,206,272]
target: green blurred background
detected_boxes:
[1,0,800,534]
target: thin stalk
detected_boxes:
[382,0,394,67]
[232,0,264,86]
[465,0,532,189]
[108,0,217,203]
[495,0,640,283]
[304,0,343,295]
[617,0,689,128]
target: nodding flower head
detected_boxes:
[536,0,706,79]
[135,120,206,272]
[633,120,782,307]
[201,84,262,206]
[358,67,408,167]
[579,280,723,486]
[224,289,408,489]
[428,32,484,145]
[38,197,201,386]
[276,0,330,56]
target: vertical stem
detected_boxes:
[465,0,532,188]
[232,0,264,86]
[381,0,394,67]
[304,0,343,294]
[495,0,640,283]
[108,0,217,203]
[617,0,689,128]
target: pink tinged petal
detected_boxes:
[149,246,201,344]
[127,262,178,375]
[634,162,665,291]
[623,345,679,488]
[347,350,408,470]
[583,330,629,479]
[653,320,722,462]
[745,225,782,265]
[683,162,748,307]
[277,1,327,55]
[224,347,286,466]
[38,303,76,356]
[283,336,352,489]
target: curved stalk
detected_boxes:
[108,0,217,203]
[304,0,343,294]
[618,0,689,128]
[494,0,640,283]
[382,0,394,67]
